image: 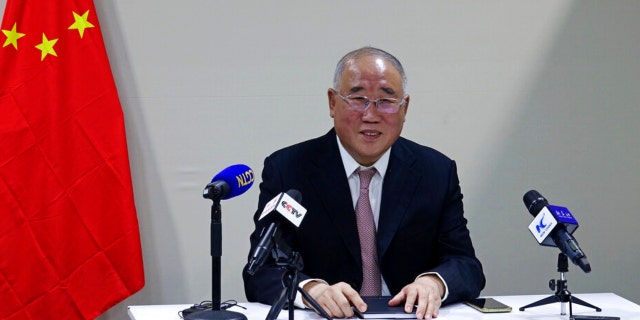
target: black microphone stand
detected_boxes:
[260,231,332,320]
[186,188,247,320]
[519,253,601,316]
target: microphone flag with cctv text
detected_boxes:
[246,189,306,275]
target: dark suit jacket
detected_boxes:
[243,128,485,305]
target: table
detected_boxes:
[128,293,640,319]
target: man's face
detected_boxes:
[328,55,409,166]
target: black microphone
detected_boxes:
[523,190,591,273]
[246,222,279,276]
[246,189,306,275]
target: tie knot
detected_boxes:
[357,168,376,189]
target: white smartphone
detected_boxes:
[464,298,512,313]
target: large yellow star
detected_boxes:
[68,10,95,38]
[35,33,58,61]
[2,22,26,50]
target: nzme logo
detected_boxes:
[536,212,548,234]
[535,212,554,239]
[529,207,558,244]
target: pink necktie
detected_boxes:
[355,168,381,296]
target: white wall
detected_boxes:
[3,1,639,319]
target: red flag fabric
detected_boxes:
[0,0,144,319]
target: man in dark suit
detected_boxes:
[243,47,485,319]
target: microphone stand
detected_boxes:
[261,232,332,320]
[519,253,601,316]
[186,195,247,320]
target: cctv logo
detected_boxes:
[280,201,302,218]
[276,193,307,227]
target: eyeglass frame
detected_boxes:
[331,89,408,114]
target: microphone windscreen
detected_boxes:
[523,190,548,216]
[285,189,302,203]
[211,164,254,199]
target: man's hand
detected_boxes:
[389,274,445,319]
[303,281,366,318]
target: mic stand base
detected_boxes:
[520,253,601,315]
[519,295,602,314]
[185,309,247,320]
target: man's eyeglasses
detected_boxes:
[334,91,407,114]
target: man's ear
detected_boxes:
[328,88,337,118]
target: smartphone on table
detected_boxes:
[464,298,512,313]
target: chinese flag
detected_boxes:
[0,0,144,319]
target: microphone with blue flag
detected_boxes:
[524,190,591,273]
[186,164,255,320]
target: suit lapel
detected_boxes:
[307,130,362,264]
[377,139,421,260]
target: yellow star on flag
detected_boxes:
[2,22,26,50]
[68,10,95,38]
[35,33,58,61]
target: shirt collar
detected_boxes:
[336,135,391,178]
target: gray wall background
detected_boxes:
[2,1,638,319]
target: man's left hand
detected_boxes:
[388,274,444,319]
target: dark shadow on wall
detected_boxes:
[471,1,640,303]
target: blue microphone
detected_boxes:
[203,164,254,200]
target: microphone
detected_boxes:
[246,189,307,275]
[203,164,254,200]
[523,190,591,273]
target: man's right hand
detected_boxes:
[303,281,366,318]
